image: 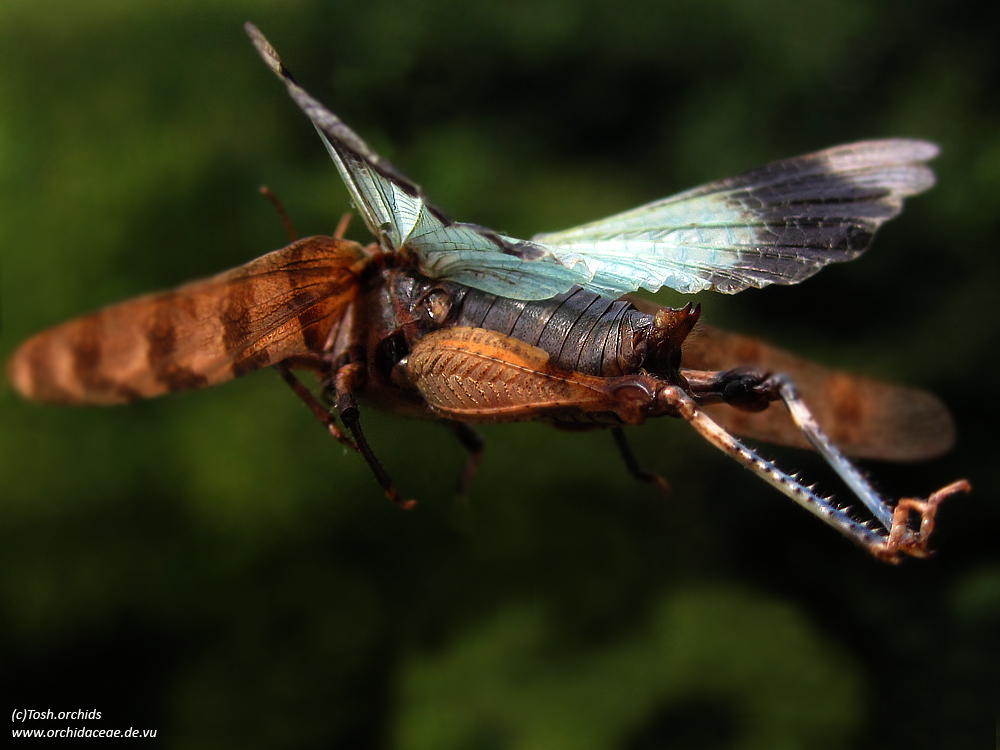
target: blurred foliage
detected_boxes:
[1,0,997,748]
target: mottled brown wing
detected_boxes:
[680,322,955,461]
[8,236,367,405]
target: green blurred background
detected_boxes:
[2,0,997,747]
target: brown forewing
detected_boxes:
[8,236,367,405]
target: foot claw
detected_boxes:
[651,474,672,498]
[873,479,970,563]
[385,489,417,511]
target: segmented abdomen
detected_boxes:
[449,286,652,377]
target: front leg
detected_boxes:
[274,361,357,450]
[333,361,416,510]
[276,359,414,510]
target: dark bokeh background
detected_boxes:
[2,1,997,747]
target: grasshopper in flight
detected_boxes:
[8,24,969,562]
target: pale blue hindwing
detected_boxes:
[248,25,938,301]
